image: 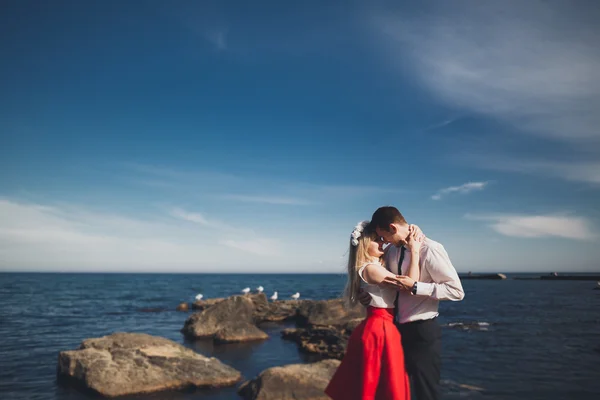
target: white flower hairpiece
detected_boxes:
[350,221,369,247]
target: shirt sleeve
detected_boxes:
[415,244,465,301]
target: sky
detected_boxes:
[1,0,599,273]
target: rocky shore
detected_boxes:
[58,294,364,398]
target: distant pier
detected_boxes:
[539,275,600,281]
[459,273,507,280]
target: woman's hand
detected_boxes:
[395,275,416,291]
[406,224,425,253]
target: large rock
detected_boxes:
[254,300,302,323]
[182,295,269,343]
[296,299,365,327]
[281,317,362,359]
[192,297,225,311]
[238,359,340,400]
[56,333,241,397]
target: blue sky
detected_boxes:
[1,0,599,273]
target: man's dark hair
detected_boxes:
[370,206,407,231]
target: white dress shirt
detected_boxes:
[386,237,464,324]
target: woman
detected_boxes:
[325,220,423,400]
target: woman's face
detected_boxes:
[367,236,385,258]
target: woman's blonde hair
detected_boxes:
[343,221,383,307]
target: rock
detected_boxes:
[238,359,340,400]
[176,302,189,311]
[182,295,269,343]
[254,300,301,323]
[191,297,225,311]
[445,322,490,331]
[281,320,360,360]
[296,299,365,327]
[57,332,241,397]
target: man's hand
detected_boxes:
[357,289,372,306]
[380,275,412,292]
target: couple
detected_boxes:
[325,206,465,400]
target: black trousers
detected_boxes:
[397,317,442,400]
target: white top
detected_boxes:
[386,237,465,324]
[357,261,396,308]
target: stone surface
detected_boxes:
[238,359,340,400]
[254,300,301,323]
[176,302,189,311]
[57,332,241,397]
[296,299,365,327]
[182,295,269,343]
[191,297,225,311]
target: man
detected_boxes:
[359,206,464,400]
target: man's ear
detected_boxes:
[389,223,397,234]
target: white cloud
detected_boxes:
[376,1,600,141]
[432,181,488,200]
[0,199,287,271]
[466,213,596,240]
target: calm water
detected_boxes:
[0,273,599,400]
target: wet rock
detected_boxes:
[281,319,362,360]
[444,322,491,331]
[182,295,268,343]
[56,332,241,397]
[238,359,340,400]
[176,302,189,311]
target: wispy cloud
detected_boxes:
[219,238,278,256]
[424,116,462,132]
[170,207,210,225]
[432,181,488,200]
[0,198,287,271]
[220,194,313,206]
[206,28,228,51]
[470,157,600,185]
[126,163,405,204]
[466,213,596,240]
[376,1,600,142]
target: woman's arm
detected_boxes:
[362,263,397,285]
[404,227,424,281]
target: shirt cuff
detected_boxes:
[416,282,434,297]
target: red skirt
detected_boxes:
[325,307,410,400]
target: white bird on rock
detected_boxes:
[256,286,264,293]
[195,294,204,301]
[291,292,300,300]
[270,291,278,301]
[242,287,251,294]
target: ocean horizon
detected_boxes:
[1,272,599,400]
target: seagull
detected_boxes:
[270,291,278,301]
[242,287,251,295]
[256,286,264,293]
[291,292,300,300]
[195,294,203,301]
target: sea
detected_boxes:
[0,273,599,400]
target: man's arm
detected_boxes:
[415,244,464,301]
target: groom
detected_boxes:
[359,206,464,400]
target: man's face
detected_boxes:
[376,224,409,247]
